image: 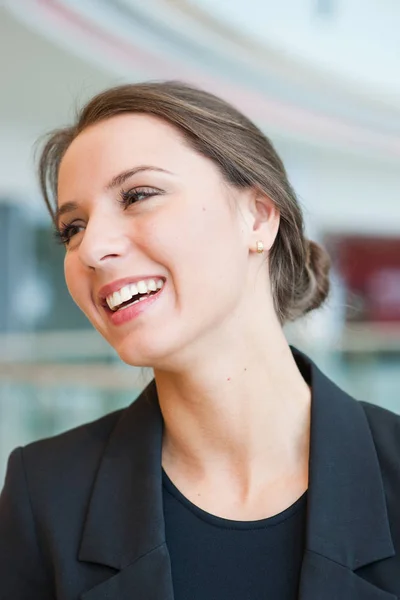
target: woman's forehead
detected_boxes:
[66,114,188,161]
[57,113,218,200]
[60,116,186,175]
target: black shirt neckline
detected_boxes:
[162,468,307,531]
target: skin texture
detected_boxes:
[58,114,311,520]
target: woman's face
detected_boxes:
[57,114,273,368]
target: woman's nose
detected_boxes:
[78,213,129,269]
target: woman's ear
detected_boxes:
[247,188,280,252]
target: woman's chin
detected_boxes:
[114,337,169,369]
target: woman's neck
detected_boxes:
[155,331,311,504]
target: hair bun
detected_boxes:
[303,239,331,314]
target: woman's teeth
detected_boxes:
[106,278,164,311]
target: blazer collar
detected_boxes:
[78,347,395,600]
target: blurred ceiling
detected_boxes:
[0,7,112,128]
[3,0,400,160]
[1,0,400,235]
[0,5,115,200]
[183,0,400,99]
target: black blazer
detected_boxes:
[1,347,400,600]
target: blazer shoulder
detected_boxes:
[21,405,125,470]
[12,383,156,510]
[16,405,128,504]
[360,400,400,441]
[360,400,400,482]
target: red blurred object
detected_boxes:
[327,236,400,323]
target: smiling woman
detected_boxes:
[1,81,400,600]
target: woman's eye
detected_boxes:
[55,222,84,246]
[118,187,160,208]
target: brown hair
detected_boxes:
[37,80,331,324]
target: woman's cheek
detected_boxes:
[64,257,83,309]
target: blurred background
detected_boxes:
[1,0,400,485]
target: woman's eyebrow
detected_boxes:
[105,165,174,190]
[55,166,174,226]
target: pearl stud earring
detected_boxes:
[256,240,264,253]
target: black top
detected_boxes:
[163,469,307,599]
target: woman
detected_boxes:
[0,82,399,600]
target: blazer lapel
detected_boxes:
[300,552,396,599]
[292,348,396,599]
[80,544,173,600]
[78,379,174,600]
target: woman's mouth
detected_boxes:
[101,277,166,325]
[105,278,165,312]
